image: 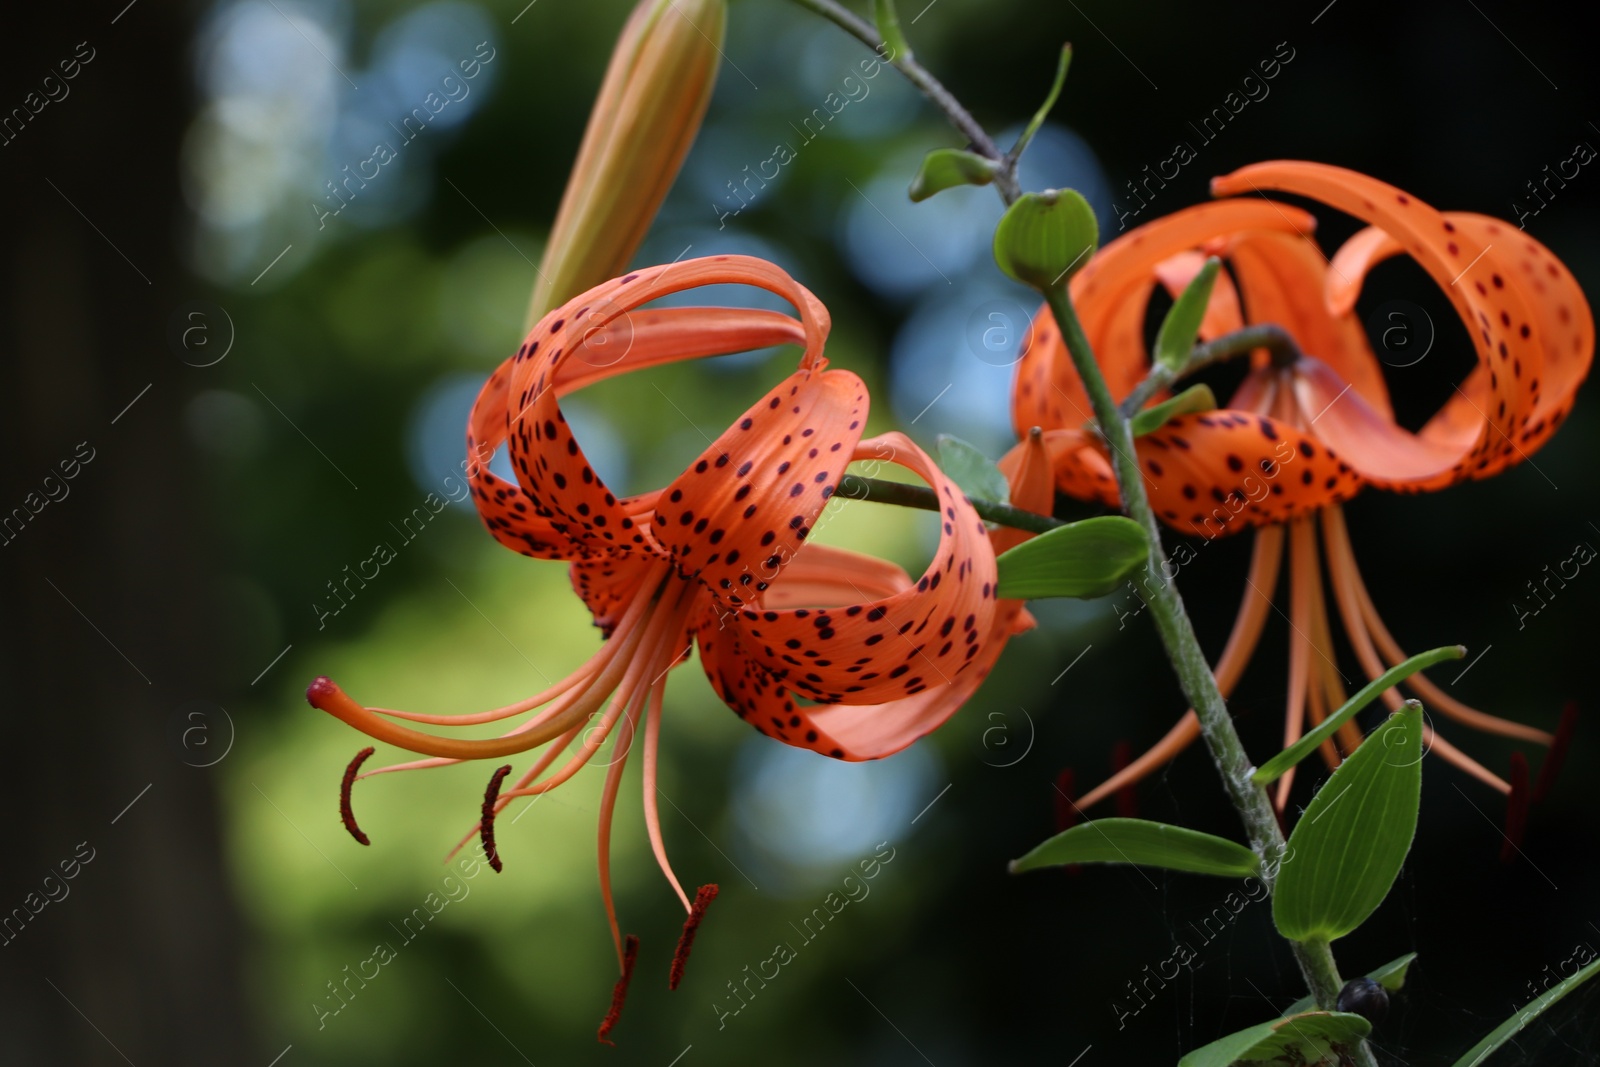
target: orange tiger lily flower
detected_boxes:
[309,254,1024,1038]
[1012,161,1591,811]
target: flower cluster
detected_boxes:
[1015,161,1590,810]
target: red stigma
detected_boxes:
[1052,767,1077,833]
[1111,741,1139,818]
[668,884,720,990]
[340,747,375,846]
[481,764,513,873]
[307,675,339,708]
[1500,751,1530,863]
[1532,701,1578,805]
[597,934,640,1045]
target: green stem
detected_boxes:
[1118,323,1305,418]
[1042,288,1373,1063]
[784,0,1022,202]
[836,473,1063,534]
[790,6,1372,1058]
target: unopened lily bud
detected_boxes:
[525,0,726,330]
[992,188,1098,291]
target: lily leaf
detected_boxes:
[1254,646,1464,785]
[1178,1011,1371,1066]
[1284,952,1418,1015]
[1273,704,1423,943]
[909,148,996,202]
[935,434,1009,507]
[995,516,1147,599]
[1010,43,1071,162]
[1154,256,1222,372]
[1129,383,1217,437]
[1009,818,1260,878]
[1450,952,1600,1065]
[872,0,912,62]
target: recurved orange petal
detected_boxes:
[1213,163,1551,489]
[1324,211,1593,477]
[653,365,868,613]
[1139,410,1361,539]
[716,432,998,705]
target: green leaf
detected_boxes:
[1369,951,1419,992]
[994,515,1147,599]
[1154,257,1222,372]
[1451,952,1600,1065]
[1129,383,1217,437]
[872,0,912,62]
[934,434,1009,506]
[1273,704,1423,943]
[1010,43,1071,162]
[1253,647,1465,785]
[993,189,1099,290]
[1284,952,1418,1015]
[1178,1012,1371,1067]
[1009,817,1260,877]
[909,148,997,202]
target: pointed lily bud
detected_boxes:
[525,0,727,330]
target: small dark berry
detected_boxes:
[1336,976,1390,1024]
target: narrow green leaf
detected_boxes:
[1009,817,1260,878]
[934,435,1009,507]
[1129,383,1217,437]
[1284,952,1418,1015]
[1154,257,1222,372]
[994,515,1147,600]
[1178,1011,1371,1067]
[993,189,1099,290]
[1370,951,1419,993]
[1010,43,1071,162]
[1273,704,1424,943]
[1254,647,1465,785]
[872,0,912,62]
[1451,953,1600,1065]
[909,148,997,202]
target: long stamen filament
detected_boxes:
[307,566,670,760]
[1075,523,1284,812]
[642,676,692,911]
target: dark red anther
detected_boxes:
[597,934,640,1045]
[340,747,375,846]
[1500,751,1530,864]
[1111,740,1139,818]
[1052,767,1077,833]
[481,764,513,873]
[1532,701,1578,805]
[668,884,720,990]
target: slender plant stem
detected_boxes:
[1043,288,1375,1063]
[793,6,1374,1059]
[836,474,1064,534]
[784,0,1023,201]
[1119,323,1306,418]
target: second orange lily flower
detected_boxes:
[1012,160,1591,811]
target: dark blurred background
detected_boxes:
[3,0,1598,1063]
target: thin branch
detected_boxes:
[785,0,1021,202]
[1119,323,1305,417]
[836,473,1062,534]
